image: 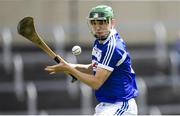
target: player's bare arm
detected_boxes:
[45,56,111,90]
[67,65,111,90]
[69,63,93,74]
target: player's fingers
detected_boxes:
[45,67,54,71]
[45,64,60,69]
[44,68,57,74]
[45,65,65,73]
[50,71,56,74]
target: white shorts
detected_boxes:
[94,98,138,116]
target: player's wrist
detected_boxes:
[68,63,76,68]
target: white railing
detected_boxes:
[154,22,168,74]
[80,83,93,115]
[2,28,12,73]
[26,82,37,115]
[169,50,180,92]
[53,25,66,56]
[13,54,25,102]
[136,77,148,114]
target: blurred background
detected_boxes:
[0,0,180,115]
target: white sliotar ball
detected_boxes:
[72,45,82,56]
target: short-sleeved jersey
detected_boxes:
[92,29,138,103]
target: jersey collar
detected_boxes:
[102,28,117,45]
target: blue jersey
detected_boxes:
[92,29,138,103]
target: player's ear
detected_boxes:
[111,19,116,28]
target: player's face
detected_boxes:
[89,20,111,38]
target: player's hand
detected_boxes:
[45,55,70,74]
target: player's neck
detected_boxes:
[98,40,105,44]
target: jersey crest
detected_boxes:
[92,45,102,61]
